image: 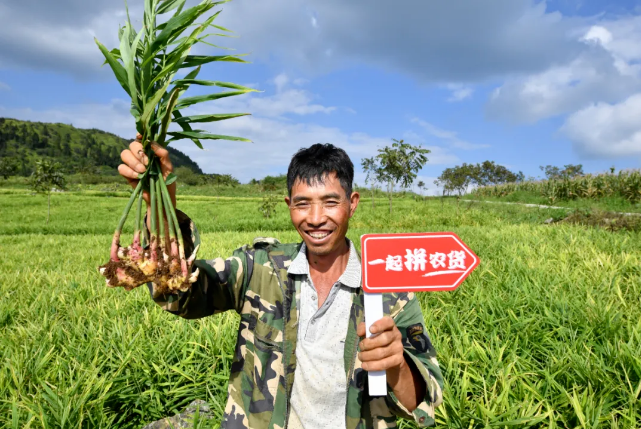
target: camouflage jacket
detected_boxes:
[149,212,444,429]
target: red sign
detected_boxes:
[361,232,480,293]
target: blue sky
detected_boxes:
[1,0,640,193]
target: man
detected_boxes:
[118,141,443,429]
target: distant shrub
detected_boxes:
[201,173,240,187]
[258,194,279,218]
[175,166,202,186]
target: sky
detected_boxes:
[1,0,640,194]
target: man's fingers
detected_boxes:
[118,164,140,180]
[151,143,173,176]
[358,317,395,338]
[121,150,146,174]
[362,354,405,372]
[151,142,170,160]
[128,141,149,167]
[369,316,396,335]
[359,330,397,351]
[129,141,144,159]
[359,341,404,363]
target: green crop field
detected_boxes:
[0,191,640,428]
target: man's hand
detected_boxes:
[357,317,426,411]
[357,317,404,372]
[118,134,176,209]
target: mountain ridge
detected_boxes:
[0,117,203,175]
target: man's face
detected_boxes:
[285,173,360,257]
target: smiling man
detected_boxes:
[118,142,443,429]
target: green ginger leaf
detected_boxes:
[156,0,186,14]
[164,172,178,186]
[141,79,172,130]
[175,90,249,109]
[157,87,181,145]
[175,113,249,124]
[170,79,258,93]
[150,2,214,55]
[179,55,247,68]
[95,38,131,97]
[172,110,203,149]
[167,130,251,143]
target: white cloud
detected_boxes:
[485,14,641,160]
[446,84,474,102]
[209,73,336,118]
[273,73,289,92]
[411,118,490,150]
[487,16,641,124]
[0,82,10,91]
[561,93,641,158]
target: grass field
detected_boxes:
[0,190,640,428]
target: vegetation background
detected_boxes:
[1,118,640,428]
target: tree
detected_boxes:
[435,163,477,197]
[374,139,430,214]
[0,157,17,179]
[540,164,584,180]
[361,156,379,209]
[561,164,584,179]
[476,161,521,186]
[417,180,426,202]
[29,159,66,224]
[436,160,522,198]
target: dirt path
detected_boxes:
[461,199,641,217]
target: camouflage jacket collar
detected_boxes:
[286,239,362,289]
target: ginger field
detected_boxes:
[0,191,640,428]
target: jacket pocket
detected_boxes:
[252,317,284,396]
[241,313,285,415]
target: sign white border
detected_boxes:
[362,234,479,291]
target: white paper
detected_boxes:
[364,292,387,396]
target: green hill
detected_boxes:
[0,117,203,176]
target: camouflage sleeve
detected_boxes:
[147,210,252,319]
[386,296,444,427]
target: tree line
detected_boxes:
[434,161,525,197]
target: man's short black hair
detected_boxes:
[287,143,354,198]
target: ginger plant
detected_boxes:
[97,0,255,292]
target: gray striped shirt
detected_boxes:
[287,239,362,429]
